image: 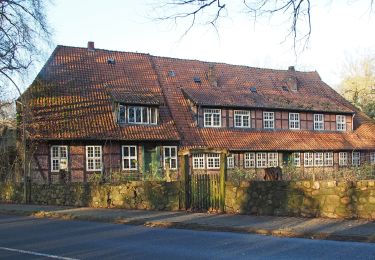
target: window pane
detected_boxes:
[124,159,130,169]
[171,158,177,169]
[60,147,67,158]
[87,147,93,158]
[130,146,136,156]
[128,107,135,123]
[150,108,157,124]
[95,147,101,157]
[135,107,142,123]
[52,146,59,158]
[171,147,176,157]
[124,146,129,157]
[164,147,170,157]
[142,107,149,123]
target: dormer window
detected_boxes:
[204,108,221,127]
[117,104,158,125]
[336,115,346,131]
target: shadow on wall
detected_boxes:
[227,180,375,219]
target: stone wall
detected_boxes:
[0,182,23,203]
[0,181,182,211]
[225,180,375,219]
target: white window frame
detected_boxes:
[263,112,275,129]
[122,145,137,170]
[118,104,126,124]
[149,107,158,125]
[371,152,375,165]
[339,152,348,166]
[86,146,102,171]
[352,151,361,166]
[314,114,324,130]
[292,152,301,167]
[289,113,300,130]
[127,106,158,125]
[244,153,255,168]
[314,152,324,167]
[227,154,234,169]
[336,115,346,131]
[304,152,314,167]
[51,145,68,172]
[256,153,267,168]
[324,152,334,166]
[268,152,279,167]
[234,110,251,128]
[163,146,178,170]
[207,153,220,169]
[193,153,205,169]
[204,109,221,127]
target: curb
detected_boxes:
[0,209,374,243]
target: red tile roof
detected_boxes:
[25,46,180,141]
[24,45,375,151]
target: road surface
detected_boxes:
[0,214,374,259]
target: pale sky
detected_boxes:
[28,0,375,91]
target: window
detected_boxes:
[263,112,274,129]
[207,154,220,169]
[128,106,158,125]
[164,146,177,170]
[256,153,267,168]
[234,110,250,128]
[289,113,300,129]
[204,109,221,127]
[314,152,324,167]
[336,115,346,131]
[292,152,301,167]
[304,152,314,167]
[314,114,324,130]
[51,146,68,172]
[122,146,137,170]
[193,154,205,169]
[244,153,255,168]
[352,152,360,166]
[86,146,102,171]
[227,154,234,169]
[339,152,348,166]
[118,104,126,123]
[268,152,279,167]
[324,152,334,166]
[370,152,375,165]
[150,107,158,125]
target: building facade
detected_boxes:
[20,42,375,183]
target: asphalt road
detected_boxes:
[0,214,375,260]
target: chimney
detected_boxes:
[286,66,298,91]
[207,63,218,87]
[87,41,95,51]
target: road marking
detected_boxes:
[0,246,79,260]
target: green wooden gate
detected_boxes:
[187,173,221,211]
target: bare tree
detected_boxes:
[0,0,51,202]
[156,0,373,51]
[0,0,51,95]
